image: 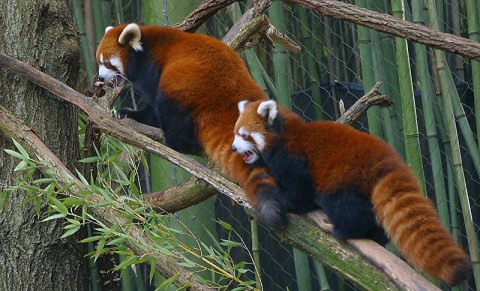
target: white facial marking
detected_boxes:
[109,56,124,74]
[251,132,265,151]
[98,55,124,83]
[257,100,278,125]
[232,134,259,164]
[98,64,115,82]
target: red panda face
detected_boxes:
[96,24,143,86]
[232,100,278,164]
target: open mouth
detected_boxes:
[242,151,256,163]
[108,75,125,88]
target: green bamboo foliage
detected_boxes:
[353,0,382,137]
[426,0,480,288]
[465,0,480,146]
[269,2,293,109]
[91,0,105,45]
[298,8,324,120]
[391,0,426,192]
[410,0,450,231]
[368,19,398,150]
[113,0,124,24]
[71,0,95,82]
[373,0,405,156]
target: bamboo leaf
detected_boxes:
[49,196,68,215]
[60,226,80,238]
[156,274,180,289]
[220,240,241,248]
[107,236,128,246]
[41,213,66,222]
[113,255,138,271]
[79,235,104,243]
[78,156,101,163]
[217,220,232,231]
[12,138,30,160]
[32,178,55,184]
[14,160,28,171]
[4,149,26,160]
[94,238,106,259]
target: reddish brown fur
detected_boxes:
[236,100,471,286]
[96,25,280,213]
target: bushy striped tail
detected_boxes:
[372,171,471,286]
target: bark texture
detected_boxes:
[0,1,87,290]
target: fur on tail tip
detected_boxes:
[444,259,471,286]
[256,197,288,227]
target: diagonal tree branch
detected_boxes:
[174,0,241,32]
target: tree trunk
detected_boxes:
[0,1,87,290]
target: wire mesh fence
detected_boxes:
[70,0,479,290]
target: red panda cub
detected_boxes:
[96,24,289,225]
[232,99,471,286]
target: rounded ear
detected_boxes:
[257,100,278,125]
[238,100,249,113]
[104,26,113,34]
[118,23,143,52]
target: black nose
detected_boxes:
[231,145,237,152]
[98,76,104,82]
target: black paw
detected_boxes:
[115,107,136,119]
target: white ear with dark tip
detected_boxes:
[257,100,278,125]
[238,100,249,113]
[118,23,143,52]
[105,26,113,34]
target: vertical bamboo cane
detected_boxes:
[298,8,325,120]
[391,0,426,193]
[464,0,480,146]
[354,0,382,137]
[410,0,450,229]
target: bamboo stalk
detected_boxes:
[353,0,382,137]
[366,1,397,150]
[312,261,331,290]
[426,1,480,288]
[391,0,426,192]
[410,0,451,233]
[465,0,480,146]
[70,0,95,82]
[298,8,325,120]
[269,2,293,109]
[250,219,262,290]
[373,0,404,156]
[449,0,465,84]
[113,0,124,24]
[323,16,340,119]
[91,0,105,45]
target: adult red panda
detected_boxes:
[231,99,471,286]
[95,24,288,225]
